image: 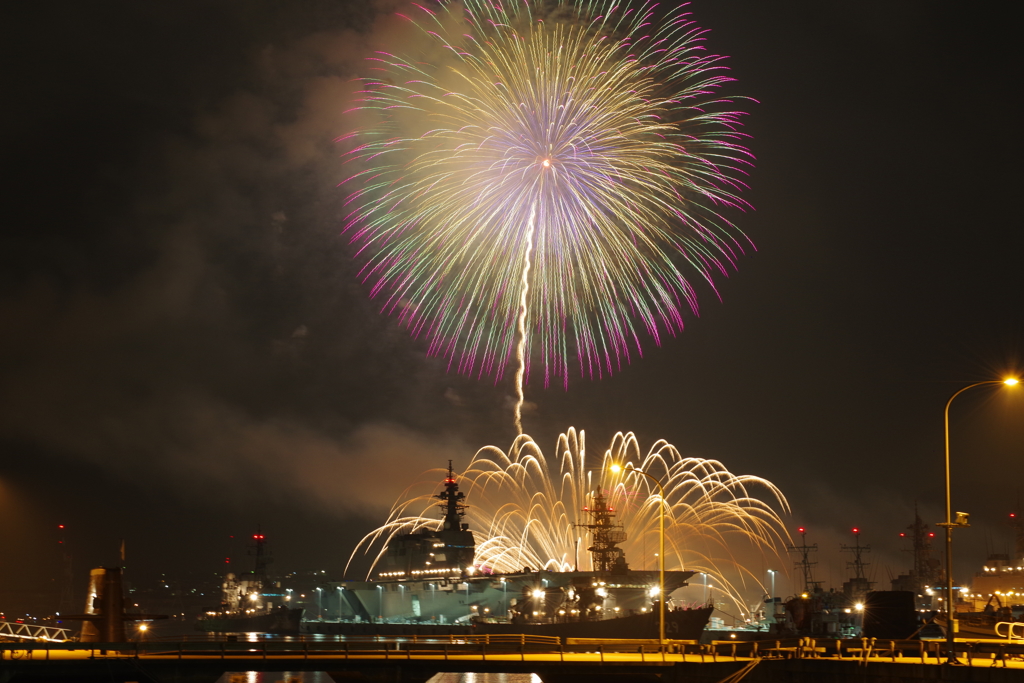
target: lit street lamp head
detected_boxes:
[1004,378,1019,386]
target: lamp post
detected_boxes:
[610,462,667,650]
[939,378,1018,664]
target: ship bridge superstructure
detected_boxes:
[377,461,475,581]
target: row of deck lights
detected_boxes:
[377,570,464,579]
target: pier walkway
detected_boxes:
[1,634,1022,682]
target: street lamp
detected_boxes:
[610,462,667,649]
[939,377,1018,664]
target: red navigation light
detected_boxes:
[928,532,935,538]
[582,507,589,511]
[225,557,231,563]
[58,524,65,529]
[798,527,806,534]
[899,532,906,537]
[1011,513,1017,518]
[852,527,859,534]
[608,507,614,512]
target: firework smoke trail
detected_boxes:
[342,0,754,392]
[347,428,791,617]
[513,205,536,434]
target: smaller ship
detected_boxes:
[196,530,303,634]
[770,527,922,640]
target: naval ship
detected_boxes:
[308,463,712,640]
[195,531,303,633]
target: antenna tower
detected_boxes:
[787,527,821,592]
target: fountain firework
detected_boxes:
[348,428,790,611]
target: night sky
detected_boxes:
[2,0,1021,618]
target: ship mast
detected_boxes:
[436,460,467,531]
[787,527,821,593]
[901,506,940,587]
[840,527,872,583]
[250,528,269,580]
[577,491,628,573]
[1010,505,1024,565]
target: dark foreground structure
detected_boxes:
[2,636,1022,683]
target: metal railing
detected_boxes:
[1,635,1022,667]
[996,622,1024,640]
[0,622,72,642]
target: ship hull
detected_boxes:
[196,607,303,634]
[304,605,712,642]
[473,605,713,641]
[333,569,697,624]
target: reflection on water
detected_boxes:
[136,620,492,645]
[214,673,336,683]
[211,674,541,683]
[427,675,542,683]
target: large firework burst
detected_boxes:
[342,0,753,388]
